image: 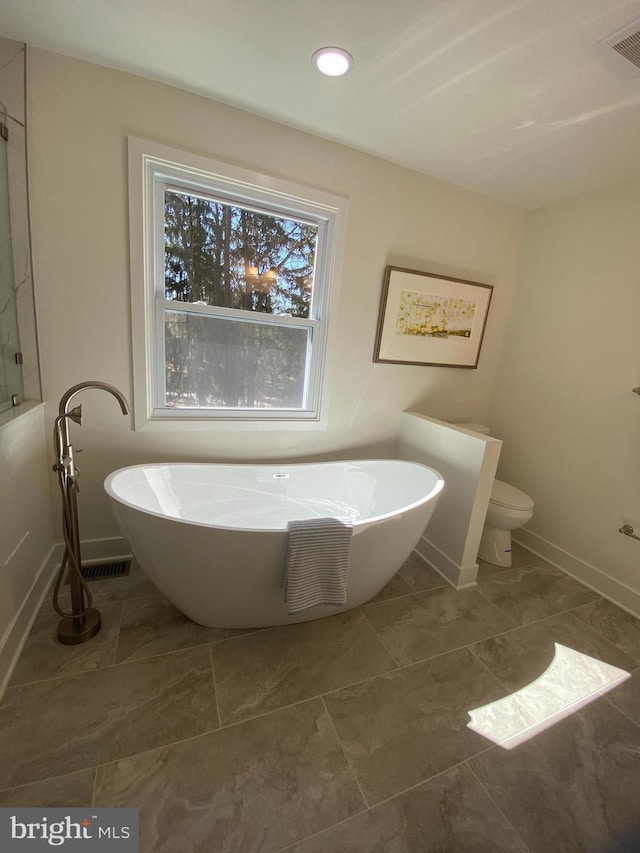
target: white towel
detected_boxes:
[285,517,353,614]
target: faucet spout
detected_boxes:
[56,381,129,478]
[59,380,129,417]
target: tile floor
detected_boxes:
[1,544,640,852]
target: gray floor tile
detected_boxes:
[469,699,640,853]
[572,598,640,664]
[0,646,218,789]
[213,609,396,725]
[477,563,598,625]
[476,560,507,580]
[0,769,95,807]
[607,667,640,725]
[115,596,261,663]
[94,698,365,853]
[472,611,637,693]
[398,552,448,591]
[509,542,544,568]
[368,572,413,603]
[322,648,515,804]
[362,586,517,665]
[10,602,122,686]
[6,540,637,850]
[289,763,528,852]
[11,604,122,685]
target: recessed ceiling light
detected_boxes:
[312,47,354,77]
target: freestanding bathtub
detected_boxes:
[104,460,444,628]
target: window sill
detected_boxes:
[135,413,327,432]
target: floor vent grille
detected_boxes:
[70,560,131,582]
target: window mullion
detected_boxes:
[159,299,319,330]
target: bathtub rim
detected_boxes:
[104,459,444,534]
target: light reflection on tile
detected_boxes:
[468,644,630,749]
[472,612,636,693]
[467,691,538,748]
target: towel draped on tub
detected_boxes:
[285,517,354,614]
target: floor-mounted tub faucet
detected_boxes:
[52,381,129,645]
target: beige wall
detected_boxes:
[27,49,526,540]
[489,178,640,609]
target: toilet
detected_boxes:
[457,424,534,568]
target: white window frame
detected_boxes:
[128,137,348,431]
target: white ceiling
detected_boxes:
[1,0,640,208]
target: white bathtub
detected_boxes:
[104,460,444,628]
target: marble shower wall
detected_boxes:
[0,37,40,406]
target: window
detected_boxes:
[128,138,347,429]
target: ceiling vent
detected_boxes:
[607,19,640,70]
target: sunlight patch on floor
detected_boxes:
[467,644,630,749]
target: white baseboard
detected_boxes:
[0,536,133,702]
[49,535,133,568]
[515,528,640,618]
[415,536,478,590]
[0,545,58,701]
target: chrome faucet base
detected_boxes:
[57,608,102,645]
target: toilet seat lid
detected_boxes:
[490,479,534,511]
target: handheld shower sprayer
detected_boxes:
[52,381,129,645]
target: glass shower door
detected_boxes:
[0,100,23,412]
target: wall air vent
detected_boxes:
[606,19,640,70]
[612,29,640,69]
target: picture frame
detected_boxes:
[373,266,493,368]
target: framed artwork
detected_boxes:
[373,266,493,368]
